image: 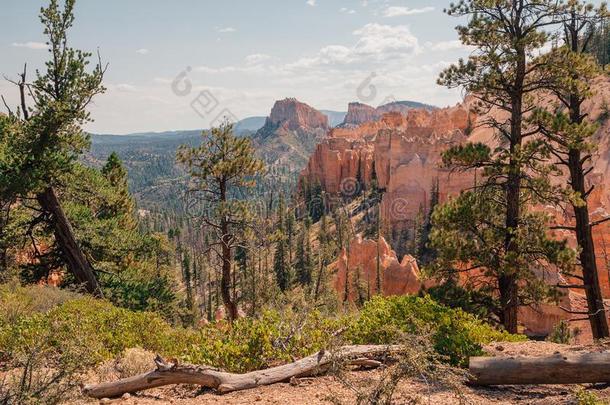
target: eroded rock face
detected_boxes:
[343,102,380,126]
[267,98,329,132]
[253,98,330,170]
[331,234,586,336]
[302,105,475,226]
[311,82,610,337]
[340,101,438,127]
[332,235,423,300]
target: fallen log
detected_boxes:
[83,344,401,399]
[470,352,610,385]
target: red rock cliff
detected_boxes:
[302,104,476,227]
[267,98,329,132]
[332,235,423,300]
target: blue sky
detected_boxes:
[0,0,471,134]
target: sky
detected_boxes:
[0,0,472,134]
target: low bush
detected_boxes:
[0,285,523,376]
[347,295,525,366]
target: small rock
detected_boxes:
[99,399,111,404]
[255,395,263,401]
[496,345,504,351]
[121,392,131,400]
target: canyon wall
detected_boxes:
[302,103,476,229]
[302,81,610,336]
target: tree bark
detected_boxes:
[501,75,524,335]
[569,149,610,339]
[469,353,610,385]
[36,186,102,297]
[83,345,400,399]
[219,180,238,321]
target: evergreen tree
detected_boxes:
[100,153,135,227]
[430,188,574,327]
[437,0,567,332]
[177,120,265,321]
[295,218,313,286]
[286,208,296,265]
[531,0,610,338]
[0,0,106,296]
[417,179,439,265]
[181,250,194,313]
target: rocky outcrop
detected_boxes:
[331,234,591,336]
[302,104,475,226]
[267,98,329,132]
[253,98,330,171]
[332,235,423,300]
[340,101,438,127]
[343,102,380,126]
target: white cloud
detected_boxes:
[11,41,48,50]
[383,6,434,17]
[306,0,316,6]
[244,53,271,65]
[352,23,420,57]
[136,48,149,55]
[217,27,236,33]
[340,7,356,14]
[282,23,420,73]
[426,40,470,51]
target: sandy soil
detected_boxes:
[74,341,610,405]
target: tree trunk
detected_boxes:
[469,353,610,385]
[219,180,238,321]
[221,235,238,321]
[498,274,518,333]
[83,345,399,399]
[36,186,102,297]
[569,149,610,338]
[501,96,523,334]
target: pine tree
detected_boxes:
[286,208,296,265]
[531,1,610,338]
[417,179,439,265]
[0,0,106,296]
[295,218,313,286]
[181,250,194,313]
[437,0,567,333]
[101,152,135,227]
[177,120,265,321]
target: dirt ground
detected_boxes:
[75,341,610,405]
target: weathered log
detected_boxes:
[470,352,610,385]
[83,345,401,399]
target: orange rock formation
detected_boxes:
[332,235,422,300]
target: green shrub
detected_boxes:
[575,388,606,405]
[0,292,345,373]
[0,285,523,375]
[0,283,80,328]
[346,295,524,366]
